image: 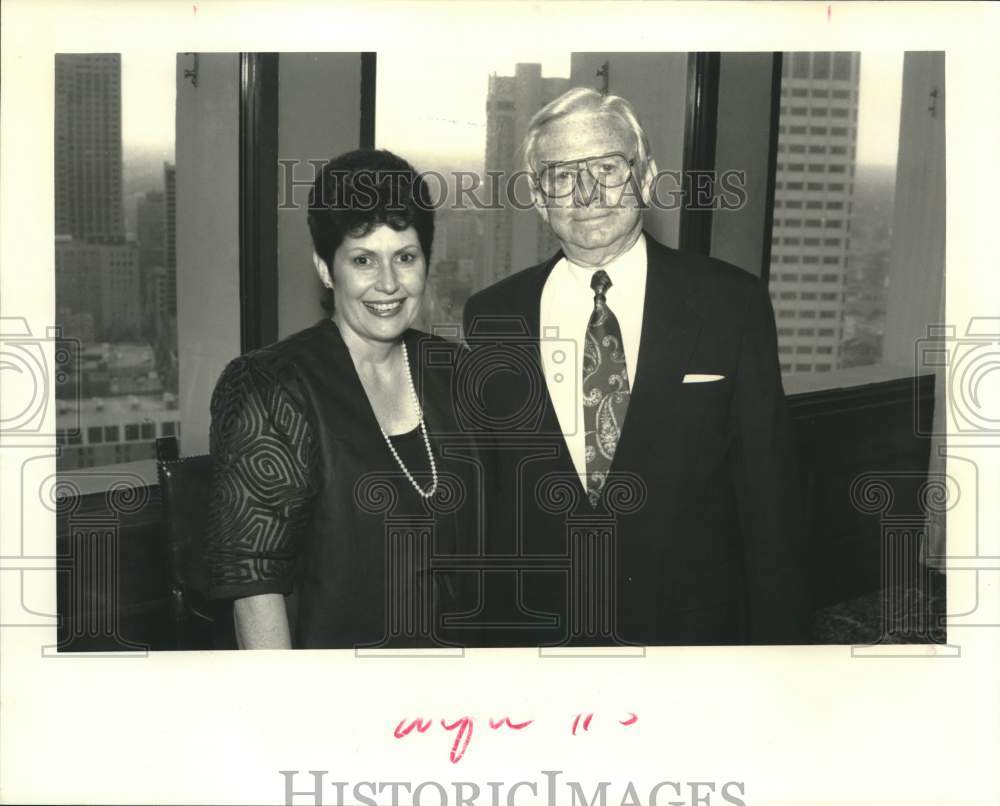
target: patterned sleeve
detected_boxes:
[203,355,318,600]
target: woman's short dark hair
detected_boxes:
[307,149,435,294]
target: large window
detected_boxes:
[54,53,177,471]
[376,53,572,330]
[375,53,690,331]
[768,52,906,378]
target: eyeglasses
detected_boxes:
[535,151,637,198]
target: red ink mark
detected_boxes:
[393,718,432,738]
[394,711,629,761]
[489,716,533,730]
[441,716,473,764]
[827,4,831,21]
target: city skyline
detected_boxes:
[56,54,179,471]
[395,51,897,380]
[57,50,901,471]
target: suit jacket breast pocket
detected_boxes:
[678,377,731,417]
[676,377,733,464]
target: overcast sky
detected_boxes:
[121,51,177,158]
[122,51,903,167]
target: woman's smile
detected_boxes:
[362,298,407,317]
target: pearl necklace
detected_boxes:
[378,342,438,499]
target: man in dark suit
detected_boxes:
[460,87,808,647]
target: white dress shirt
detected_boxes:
[539,233,647,489]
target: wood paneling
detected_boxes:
[789,373,936,607]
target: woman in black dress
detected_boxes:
[204,149,480,649]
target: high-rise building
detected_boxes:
[137,189,166,271]
[54,54,124,242]
[424,208,486,326]
[56,392,180,470]
[56,238,142,341]
[163,162,177,315]
[53,53,177,472]
[483,64,570,286]
[769,52,861,374]
[145,265,172,333]
[136,189,166,333]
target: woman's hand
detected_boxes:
[233,593,292,649]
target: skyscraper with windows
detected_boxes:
[483,64,569,286]
[769,52,861,374]
[137,189,166,272]
[55,54,124,242]
[136,189,165,334]
[163,162,177,315]
[55,237,141,341]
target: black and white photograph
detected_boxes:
[1,2,998,805]
[50,48,945,650]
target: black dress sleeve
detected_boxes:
[203,355,318,600]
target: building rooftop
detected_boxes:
[57,393,177,428]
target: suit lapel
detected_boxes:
[521,252,568,444]
[517,236,705,486]
[610,235,703,476]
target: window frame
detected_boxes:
[62,49,935,499]
[59,52,366,498]
[238,53,279,353]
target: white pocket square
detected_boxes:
[683,373,725,383]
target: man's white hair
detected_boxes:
[521,87,652,175]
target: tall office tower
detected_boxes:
[483,64,569,286]
[136,189,165,333]
[163,162,177,315]
[769,52,861,374]
[54,54,124,242]
[137,189,166,271]
[145,266,171,328]
[55,239,142,341]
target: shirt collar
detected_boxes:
[561,231,646,293]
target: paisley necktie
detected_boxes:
[582,269,631,508]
